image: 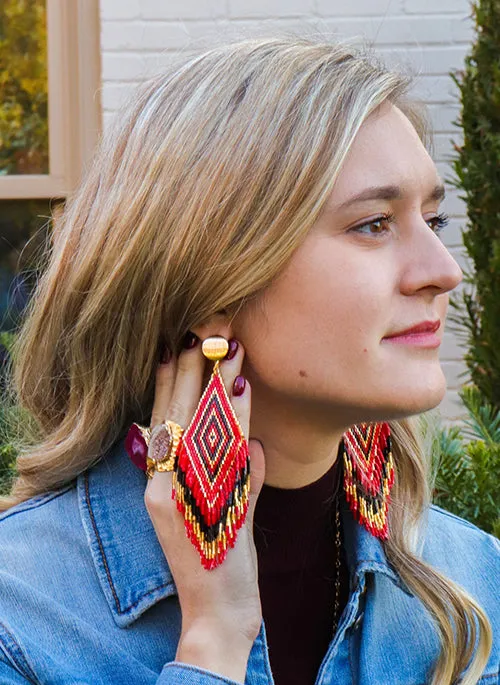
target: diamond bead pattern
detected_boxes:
[341,422,394,540]
[173,370,250,569]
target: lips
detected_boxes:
[384,320,440,338]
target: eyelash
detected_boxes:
[349,212,450,238]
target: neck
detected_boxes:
[249,384,350,489]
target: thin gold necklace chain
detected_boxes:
[332,495,342,637]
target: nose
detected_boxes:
[398,220,464,297]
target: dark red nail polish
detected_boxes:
[232,375,246,397]
[182,331,199,349]
[160,345,171,364]
[226,339,239,361]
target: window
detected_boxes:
[0,0,101,335]
[0,0,101,199]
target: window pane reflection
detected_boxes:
[0,1,48,175]
[0,199,56,333]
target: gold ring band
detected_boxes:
[146,420,184,478]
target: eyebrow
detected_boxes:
[335,183,446,211]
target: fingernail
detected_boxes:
[182,331,199,349]
[160,345,171,364]
[226,339,239,361]
[232,375,246,397]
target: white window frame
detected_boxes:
[0,0,101,199]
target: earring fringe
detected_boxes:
[341,422,394,540]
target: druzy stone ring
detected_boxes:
[125,420,183,478]
[146,420,184,478]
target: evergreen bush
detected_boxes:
[428,386,500,538]
[448,0,500,413]
[427,0,500,538]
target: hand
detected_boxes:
[144,333,266,683]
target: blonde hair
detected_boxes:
[1,37,492,684]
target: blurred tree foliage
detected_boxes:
[424,0,500,539]
[0,331,18,494]
[0,0,48,175]
[448,0,500,414]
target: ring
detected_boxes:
[146,420,184,479]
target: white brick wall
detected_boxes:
[100,0,476,423]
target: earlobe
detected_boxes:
[191,312,233,343]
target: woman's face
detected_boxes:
[232,101,463,426]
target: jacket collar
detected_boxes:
[78,438,414,629]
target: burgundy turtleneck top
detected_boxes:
[252,454,351,685]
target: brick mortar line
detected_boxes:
[101,13,471,22]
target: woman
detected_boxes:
[0,37,498,685]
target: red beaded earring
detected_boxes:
[172,336,251,570]
[341,422,394,540]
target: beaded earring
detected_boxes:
[341,422,394,540]
[172,336,251,570]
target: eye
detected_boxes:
[426,212,449,236]
[348,213,396,237]
[348,212,450,238]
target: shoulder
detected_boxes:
[0,484,75,524]
[422,504,500,621]
[425,503,500,558]
[0,483,86,584]
[0,484,78,544]
[0,483,109,658]
[424,504,500,565]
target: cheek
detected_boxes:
[278,243,388,345]
[236,243,389,388]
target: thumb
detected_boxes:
[247,438,266,521]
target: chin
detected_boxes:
[388,388,447,420]
[354,379,448,424]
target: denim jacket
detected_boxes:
[0,438,499,685]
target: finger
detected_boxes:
[146,341,195,504]
[150,354,177,428]
[246,438,266,524]
[218,340,255,531]
[219,339,250,439]
[148,337,206,508]
[168,338,205,428]
[218,338,242,390]
[147,350,178,495]
[146,338,216,572]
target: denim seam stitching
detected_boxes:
[84,472,176,616]
[84,472,122,614]
[123,580,176,612]
[0,620,38,684]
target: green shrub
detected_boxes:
[448,0,500,414]
[0,331,17,494]
[429,386,500,538]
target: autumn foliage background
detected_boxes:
[0,0,48,175]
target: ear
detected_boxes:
[190,312,233,343]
